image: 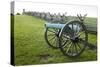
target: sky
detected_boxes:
[14,1,97,17]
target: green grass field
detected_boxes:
[14,15,97,65]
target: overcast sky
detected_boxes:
[14,1,97,17]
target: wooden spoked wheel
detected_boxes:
[45,27,60,49]
[59,21,88,57]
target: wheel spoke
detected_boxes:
[79,38,86,43]
[79,38,86,46]
[48,29,56,33]
[76,26,83,35]
[63,40,71,48]
[78,32,85,39]
[74,43,78,54]
[61,39,69,46]
[51,37,56,45]
[76,42,81,50]
[70,43,74,56]
[71,23,77,37]
[65,26,74,37]
[48,34,55,36]
[78,31,85,40]
[75,24,80,34]
[70,24,76,38]
[78,31,85,36]
[75,24,78,33]
[48,35,56,41]
[72,23,74,31]
[62,34,70,39]
[66,42,73,53]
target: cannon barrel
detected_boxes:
[45,23,65,29]
[45,22,80,31]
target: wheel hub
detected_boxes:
[71,36,79,43]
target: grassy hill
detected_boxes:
[14,15,97,65]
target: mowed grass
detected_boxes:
[14,15,97,65]
[85,17,97,27]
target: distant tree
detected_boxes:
[16,13,21,15]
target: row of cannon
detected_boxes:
[23,11,68,23]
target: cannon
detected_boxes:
[44,14,89,57]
